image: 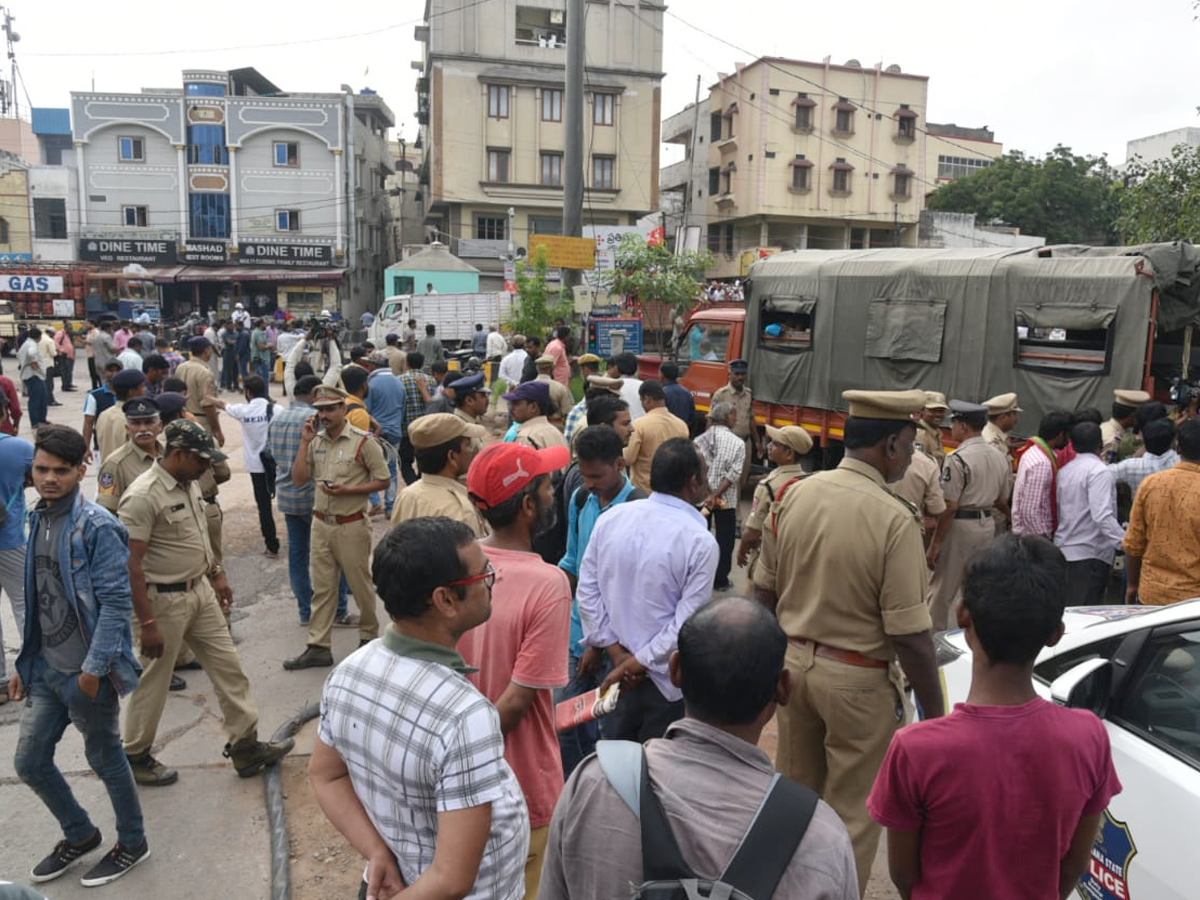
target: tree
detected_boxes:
[595,234,715,351]
[507,244,574,340]
[1113,145,1200,243]
[926,145,1118,245]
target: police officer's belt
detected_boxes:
[203,496,219,504]
[788,637,889,669]
[151,576,203,593]
[313,511,365,524]
[953,508,992,520]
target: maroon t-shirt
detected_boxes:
[868,698,1121,900]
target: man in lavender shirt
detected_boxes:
[576,437,718,741]
[1054,422,1126,605]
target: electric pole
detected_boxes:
[563,0,585,270]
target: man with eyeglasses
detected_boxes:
[311,516,529,900]
[460,442,572,900]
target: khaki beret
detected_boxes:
[923,391,949,411]
[408,413,486,449]
[586,375,624,394]
[535,354,555,366]
[311,385,349,408]
[1114,389,1151,406]
[983,392,1022,414]
[765,424,813,455]
[842,389,927,420]
[577,353,603,366]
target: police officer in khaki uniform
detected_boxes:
[915,391,948,468]
[175,336,224,445]
[157,391,231,566]
[389,413,487,535]
[1101,389,1150,462]
[755,389,943,896]
[736,424,811,583]
[120,420,294,785]
[451,372,490,426]
[283,385,390,670]
[95,369,148,461]
[982,392,1020,533]
[711,358,757,488]
[96,397,162,515]
[926,400,1012,631]
[891,446,948,545]
[505,381,570,452]
[534,355,574,427]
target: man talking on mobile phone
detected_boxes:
[284,385,391,671]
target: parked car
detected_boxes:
[937,598,1200,900]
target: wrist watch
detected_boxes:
[209,564,225,579]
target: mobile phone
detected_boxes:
[322,480,333,489]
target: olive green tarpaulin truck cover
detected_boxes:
[744,243,1200,436]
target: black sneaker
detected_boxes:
[80,840,151,887]
[31,829,103,882]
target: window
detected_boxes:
[1112,627,1200,766]
[273,142,299,167]
[710,113,723,143]
[793,94,815,131]
[189,193,230,239]
[938,155,993,180]
[0,218,8,243]
[864,296,948,363]
[541,89,563,122]
[594,93,615,126]
[831,159,853,193]
[708,167,721,195]
[122,205,149,227]
[897,113,917,140]
[276,209,301,232]
[187,122,228,165]
[529,216,562,235]
[1034,636,1124,685]
[721,103,737,140]
[487,84,510,119]
[487,148,511,182]
[1015,304,1116,376]
[475,215,506,240]
[759,296,815,353]
[33,198,67,239]
[540,152,563,186]
[678,322,733,369]
[893,171,911,198]
[186,83,227,97]
[118,136,145,162]
[592,156,615,189]
[790,156,813,191]
[832,100,854,134]
[515,5,566,47]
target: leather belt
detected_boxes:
[150,576,203,594]
[788,637,890,669]
[203,496,219,505]
[954,508,992,520]
[313,511,366,525]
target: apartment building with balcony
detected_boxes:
[660,57,1003,279]
[415,0,664,289]
[67,68,394,318]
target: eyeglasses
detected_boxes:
[445,563,496,591]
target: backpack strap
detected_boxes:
[719,775,818,900]
[637,748,695,884]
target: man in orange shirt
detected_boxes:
[544,326,572,387]
[1125,417,1200,605]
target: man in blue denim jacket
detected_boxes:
[8,424,150,887]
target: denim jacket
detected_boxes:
[16,492,142,695]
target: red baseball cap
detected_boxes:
[468,442,570,509]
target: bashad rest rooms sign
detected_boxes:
[79,239,178,266]
[238,242,333,268]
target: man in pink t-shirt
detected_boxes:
[868,534,1121,900]
[460,441,572,900]
[545,327,572,386]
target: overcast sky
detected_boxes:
[13,0,1199,165]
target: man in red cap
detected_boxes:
[460,442,572,900]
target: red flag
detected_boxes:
[648,226,665,246]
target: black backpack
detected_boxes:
[260,401,278,497]
[596,740,818,900]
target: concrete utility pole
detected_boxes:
[563,0,585,242]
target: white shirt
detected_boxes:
[117,347,143,371]
[17,339,43,381]
[576,493,719,701]
[486,330,507,359]
[1054,453,1126,564]
[498,348,527,385]
[224,397,275,473]
[231,309,250,326]
[620,376,646,420]
[276,331,302,360]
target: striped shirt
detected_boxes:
[562,398,588,448]
[399,370,430,435]
[266,400,315,516]
[1109,449,1179,500]
[319,629,529,900]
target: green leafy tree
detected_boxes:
[508,244,573,340]
[596,234,715,350]
[1114,144,1200,243]
[926,145,1118,245]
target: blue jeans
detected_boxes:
[24,376,47,427]
[285,513,349,621]
[554,651,609,778]
[254,360,271,386]
[14,656,145,848]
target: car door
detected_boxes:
[1078,620,1200,900]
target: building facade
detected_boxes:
[661,57,1003,279]
[1124,127,1200,169]
[415,0,664,290]
[67,68,393,319]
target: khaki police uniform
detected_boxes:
[176,357,218,419]
[1100,419,1125,461]
[759,449,931,893]
[95,403,129,460]
[454,406,484,427]
[390,474,488,535]
[120,462,259,758]
[981,421,1013,534]
[385,345,407,376]
[96,439,159,514]
[306,422,390,650]
[915,419,946,468]
[516,416,569,452]
[927,436,1011,630]
[891,450,947,528]
[745,462,804,588]
[713,381,754,488]
[535,373,574,425]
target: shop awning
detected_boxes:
[142,266,189,283]
[173,266,346,283]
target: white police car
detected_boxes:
[936,598,1200,900]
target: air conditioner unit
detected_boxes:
[549,9,564,24]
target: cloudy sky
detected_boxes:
[14,0,1199,164]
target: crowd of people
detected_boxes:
[5,322,1181,899]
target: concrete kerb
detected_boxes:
[265,703,320,900]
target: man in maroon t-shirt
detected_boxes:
[868,534,1121,900]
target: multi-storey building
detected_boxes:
[66,68,393,319]
[415,0,664,289]
[661,57,1002,279]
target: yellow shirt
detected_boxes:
[307,424,390,518]
[390,474,488,536]
[118,462,213,582]
[1125,461,1200,605]
[759,457,931,659]
[624,407,689,493]
[345,397,372,433]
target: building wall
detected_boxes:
[30,164,78,261]
[925,128,1003,187]
[1124,127,1200,167]
[0,163,31,258]
[0,118,39,162]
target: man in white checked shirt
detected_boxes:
[310,517,529,900]
[695,401,745,591]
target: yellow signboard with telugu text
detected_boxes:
[529,234,597,270]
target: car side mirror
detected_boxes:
[1049,659,1112,717]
